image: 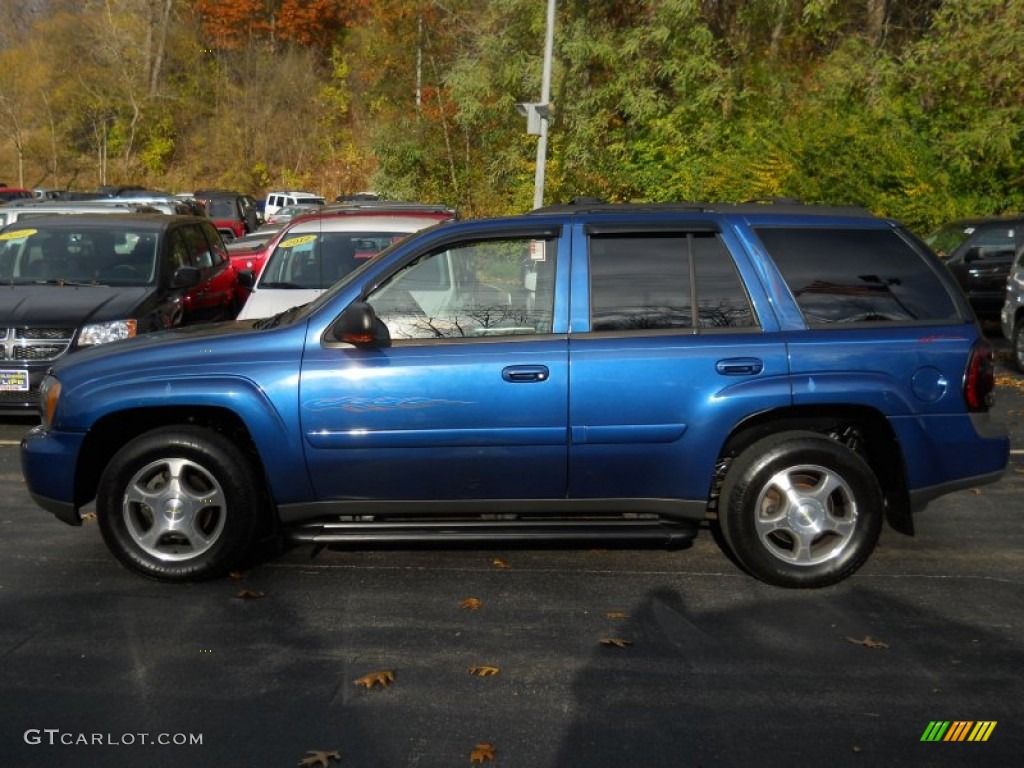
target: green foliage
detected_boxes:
[0,0,1021,229]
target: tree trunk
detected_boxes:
[149,0,174,97]
[867,0,889,48]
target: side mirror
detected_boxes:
[171,265,201,289]
[331,301,390,348]
[237,269,255,290]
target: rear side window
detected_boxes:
[589,232,755,331]
[755,227,960,325]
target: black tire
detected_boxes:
[718,430,883,588]
[1013,319,1024,374]
[96,426,265,582]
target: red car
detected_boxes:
[225,230,279,278]
[0,186,34,203]
[194,191,256,240]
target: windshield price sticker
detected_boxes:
[0,229,37,241]
[0,370,29,391]
[529,240,546,261]
[279,234,318,249]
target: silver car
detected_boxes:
[1000,244,1024,371]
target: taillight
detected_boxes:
[964,338,996,412]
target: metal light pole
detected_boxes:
[517,0,556,210]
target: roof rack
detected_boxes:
[530,198,873,217]
[319,200,456,216]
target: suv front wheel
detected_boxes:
[97,426,264,581]
[718,431,883,588]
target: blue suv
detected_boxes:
[21,202,1009,587]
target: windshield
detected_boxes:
[274,238,407,326]
[259,230,408,290]
[925,222,973,259]
[0,225,158,285]
[202,199,238,219]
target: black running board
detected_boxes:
[286,517,698,546]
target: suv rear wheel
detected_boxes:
[96,426,264,581]
[718,431,883,588]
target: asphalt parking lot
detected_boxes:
[1,355,1022,768]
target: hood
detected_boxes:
[53,317,263,370]
[0,283,152,326]
[235,288,321,321]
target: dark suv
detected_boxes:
[925,216,1024,320]
[21,202,1009,587]
[0,214,238,412]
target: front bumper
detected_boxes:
[21,425,87,526]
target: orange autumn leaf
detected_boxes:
[470,742,496,763]
[469,665,500,677]
[491,557,510,569]
[599,638,633,649]
[354,669,396,689]
[460,597,483,611]
[846,635,889,649]
[298,749,341,767]
[605,612,629,620]
[234,588,266,600]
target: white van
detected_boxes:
[264,191,325,219]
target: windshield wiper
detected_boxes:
[253,303,307,330]
[30,278,103,287]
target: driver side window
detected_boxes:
[368,237,556,340]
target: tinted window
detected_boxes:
[589,232,755,332]
[963,224,1017,265]
[204,199,238,219]
[201,222,228,266]
[182,225,213,268]
[756,227,959,324]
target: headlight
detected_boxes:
[39,375,61,430]
[78,319,137,346]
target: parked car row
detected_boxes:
[0,197,456,413]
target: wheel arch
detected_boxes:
[713,404,913,536]
[74,407,272,516]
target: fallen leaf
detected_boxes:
[354,669,396,689]
[228,571,246,581]
[234,589,266,600]
[599,638,633,649]
[469,665,500,677]
[460,597,483,610]
[470,742,496,763]
[605,612,629,620]
[846,635,889,649]
[491,557,510,570]
[970,488,982,495]
[80,512,97,522]
[298,749,341,767]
